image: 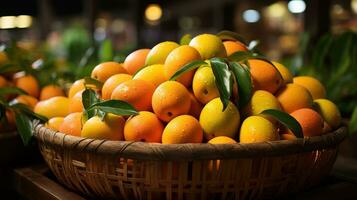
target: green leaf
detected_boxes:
[15,113,33,145]
[113,54,126,63]
[89,99,138,116]
[180,34,192,45]
[0,87,28,96]
[228,51,256,62]
[261,109,303,138]
[84,76,103,88]
[229,62,252,108]
[169,60,207,81]
[10,103,48,122]
[82,88,100,110]
[0,63,22,73]
[209,57,233,110]
[349,106,357,136]
[99,39,113,62]
[248,40,260,51]
[216,30,248,45]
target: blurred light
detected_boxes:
[351,0,357,14]
[288,0,306,13]
[0,16,16,29]
[145,4,162,21]
[95,18,108,28]
[16,15,32,28]
[266,2,287,18]
[111,19,125,33]
[332,4,344,15]
[242,9,260,23]
[94,27,106,41]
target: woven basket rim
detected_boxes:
[33,122,347,161]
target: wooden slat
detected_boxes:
[13,167,87,200]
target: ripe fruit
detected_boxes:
[91,62,127,83]
[188,92,203,119]
[124,49,150,75]
[314,99,341,129]
[240,116,279,143]
[276,83,313,113]
[244,90,281,116]
[199,98,240,140]
[162,115,203,144]
[145,41,179,65]
[68,90,84,113]
[223,41,248,56]
[289,108,324,137]
[111,79,155,111]
[0,75,7,88]
[272,61,293,84]
[164,45,201,87]
[15,75,40,98]
[293,76,326,99]
[68,79,96,98]
[46,117,64,131]
[152,81,191,122]
[34,96,70,118]
[58,112,83,136]
[15,95,38,109]
[189,34,227,59]
[133,64,167,87]
[248,59,283,94]
[0,51,9,65]
[208,136,237,144]
[40,85,65,100]
[102,74,132,100]
[81,114,125,140]
[192,65,219,104]
[124,111,163,143]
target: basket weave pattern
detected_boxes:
[34,123,347,200]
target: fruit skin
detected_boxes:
[189,34,227,59]
[244,90,281,116]
[15,75,40,98]
[15,95,38,110]
[313,99,341,129]
[240,116,279,143]
[58,112,83,136]
[164,45,201,87]
[102,74,132,100]
[45,117,64,131]
[81,114,125,140]
[34,96,70,119]
[248,59,283,94]
[188,92,203,119]
[124,111,163,143]
[208,136,237,144]
[69,90,84,113]
[91,62,127,83]
[289,108,324,137]
[0,110,16,132]
[0,51,9,65]
[0,75,7,88]
[124,49,150,75]
[162,115,203,144]
[276,83,313,113]
[199,98,240,140]
[152,81,191,122]
[68,79,97,98]
[133,64,167,87]
[223,41,248,56]
[111,79,155,111]
[272,61,293,84]
[145,41,179,65]
[192,65,219,104]
[40,85,65,100]
[293,76,326,100]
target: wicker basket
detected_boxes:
[33,122,347,200]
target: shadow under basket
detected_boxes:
[33,123,347,200]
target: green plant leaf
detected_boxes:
[89,99,138,116]
[349,106,357,136]
[209,57,233,110]
[180,34,192,45]
[0,63,22,73]
[82,88,100,110]
[99,39,113,62]
[0,87,28,96]
[228,51,256,62]
[229,62,252,108]
[216,30,248,45]
[113,54,126,63]
[10,103,48,122]
[84,76,103,88]
[15,113,33,145]
[169,60,207,81]
[261,109,303,138]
